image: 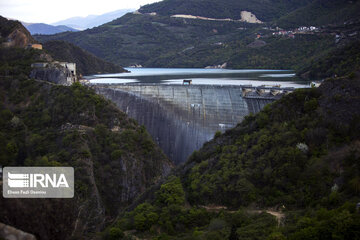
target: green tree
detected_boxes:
[133,203,159,231]
[156,176,185,206]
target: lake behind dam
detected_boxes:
[87,68,311,88]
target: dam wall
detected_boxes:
[95,84,274,164]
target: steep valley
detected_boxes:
[1,1,360,239]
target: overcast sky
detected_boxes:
[0,0,160,23]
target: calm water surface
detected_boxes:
[87,68,311,88]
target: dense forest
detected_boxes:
[103,72,360,239]
[276,0,360,28]
[0,39,172,238]
[298,40,360,79]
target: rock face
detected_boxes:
[0,222,36,240]
[240,11,263,23]
[95,85,273,164]
[3,28,33,47]
[0,16,36,48]
[30,63,76,86]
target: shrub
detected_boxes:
[214,131,222,138]
[107,227,124,240]
[208,218,227,231]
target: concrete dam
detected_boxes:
[95,84,292,164]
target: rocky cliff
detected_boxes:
[0,16,35,48]
[0,222,36,240]
[29,63,75,85]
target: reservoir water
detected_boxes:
[87,68,310,88]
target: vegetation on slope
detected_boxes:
[184,77,360,208]
[33,0,360,72]
[0,16,24,39]
[35,13,336,70]
[276,0,360,28]
[104,74,360,239]
[298,40,360,79]
[0,16,35,47]
[139,0,312,22]
[0,44,172,239]
[0,16,127,76]
[43,40,127,75]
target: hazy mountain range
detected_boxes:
[52,8,135,30]
[22,22,79,35]
[19,8,134,35]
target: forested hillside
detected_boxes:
[43,40,127,75]
[0,17,172,239]
[34,0,360,73]
[276,0,360,28]
[298,40,360,79]
[138,0,311,21]
[35,13,335,70]
[104,72,360,239]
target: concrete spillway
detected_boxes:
[95,84,276,164]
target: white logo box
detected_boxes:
[3,167,74,198]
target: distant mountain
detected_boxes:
[52,8,135,30]
[22,22,79,35]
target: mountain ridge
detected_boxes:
[23,22,79,35]
[52,8,135,30]
[35,0,360,74]
[42,40,127,75]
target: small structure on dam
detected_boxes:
[183,79,192,85]
[94,84,293,164]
